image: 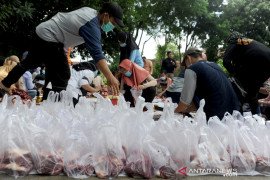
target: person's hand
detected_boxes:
[95,86,102,92]
[115,70,121,79]
[157,93,161,98]
[137,85,145,90]
[171,60,175,65]
[96,59,119,95]
[107,76,119,95]
[161,96,166,102]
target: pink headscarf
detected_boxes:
[119,59,149,88]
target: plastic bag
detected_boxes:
[223,113,256,175]
[122,97,157,179]
[28,124,63,175]
[93,125,125,178]
[0,114,33,178]
[198,126,231,173]
[130,86,142,101]
[63,123,94,179]
[243,115,270,175]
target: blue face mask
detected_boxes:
[120,43,127,47]
[101,16,115,33]
[125,71,132,77]
[161,77,166,80]
[94,71,98,77]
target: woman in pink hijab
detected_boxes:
[119,59,157,106]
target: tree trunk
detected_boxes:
[141,35,152,56]
[134,22,143,40]
[134,28,140,41]
[178,37,182,63]
[138,30,144,47]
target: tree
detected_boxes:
[201,0,270,61]
[152,61,162,78]
[222,0,270,46]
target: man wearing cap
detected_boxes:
[175,47,241,120]
[0,2,124,100]
[161,51,177,80]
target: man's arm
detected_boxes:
[96,60,119,95]
[129,50,144,68]
[79,22,119,95]
[174,69,197,113]
[157,87,168,98]
[81,84,101,93]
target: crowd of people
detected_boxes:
[0,2,270,120]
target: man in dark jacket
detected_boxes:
[161,51,177,79]
[175,47,241,120]
[223,32,270,114]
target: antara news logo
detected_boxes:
[178,167,238,177]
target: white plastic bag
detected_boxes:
[130,86,142,101]
[28,124,63,175]
[0,114,33,178]
[93,125,125,178]
[63,123,94,179]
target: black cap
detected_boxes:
[101,2,125,27]
[181,47,202,66]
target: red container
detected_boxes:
[110,99,118,106]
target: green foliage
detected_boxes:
[155,45,167,61]
[99,73,107,86]
[155,43,180,61]
[0,0,34,31]
[217,59,229,75]
[152,61,162,79]
[1,0,269,65]
[222,0,270,47]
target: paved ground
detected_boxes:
[0,175,270,180]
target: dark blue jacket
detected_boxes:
[188,60,241,119]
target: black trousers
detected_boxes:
[166,91,181,104]
[2,34,70,100]
[142,86,156,103]
[124,84,135,107]
[124,84,156,106]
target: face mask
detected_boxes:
[94,71,98,77]
[42,70,45,74]
[125,71,132,77]
[101,16,115,33]
[161,77,166,80]
[120,43,127,47]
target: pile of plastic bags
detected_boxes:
[0,91,270,179]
